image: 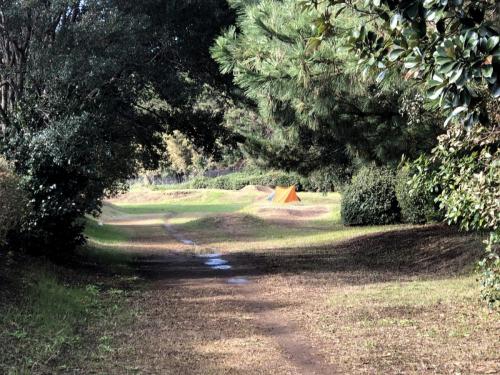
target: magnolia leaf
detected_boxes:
[405,3,419,20]
[390,14,400,30]
[448,66,464,84]
[482,65,493,78]
[376,69,388,83]
[388,46,405,61]
[438,61,457,74]
[486,36,499,51]
[427,85,445,100]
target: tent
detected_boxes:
[267,186,300,203]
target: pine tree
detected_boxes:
[212,0,442,178]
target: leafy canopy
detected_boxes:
[303,0,499,307]
[212,0,442,178]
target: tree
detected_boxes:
[0,1,162,255]
[161,130,212,181]
[126,0,238,159]
[304,0,499,307]
[0,157,26,247]
[212,0,442,180]
[0,1,241,256]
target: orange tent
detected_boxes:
[271,186,300,204]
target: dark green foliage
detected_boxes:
[0,1,236,256]
[395,165,441,224]
[0,158,27,248]
[341,167,400,226]
[307,0,499,127]
[130,0,237,158]
[306,0,499,307]
[304,167,349,193]
[0,2,162,256]
[212,0,442,178]
[162,169,347,192]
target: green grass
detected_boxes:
[329,276,479,309]
[110,188,408,252]
[117,202,246,215]
[169,210,406,251]
[82,218,134,269]
[115,189,255,214]
[84,217,128,244]
[1,268,98,373]
[0,262,136,374]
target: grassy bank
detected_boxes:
[0,219,139,374]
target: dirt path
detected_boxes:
[241,283,336,375]
[98,208,497,375]
[103,214,337,374]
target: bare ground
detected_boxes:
[93,211,499,375]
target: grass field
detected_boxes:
[100,186,498,374]
[1,186,498,374]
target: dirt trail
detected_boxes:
[104,214,336,374]
[97,206,499,375]
[238,283,335,375]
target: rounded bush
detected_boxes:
[188,176,211,189]
[341,166,400,225]
[395,165,441,224]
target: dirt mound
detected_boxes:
[181,213,267,239]
[239,185,273,194]
[108,189,199,204]
[258,206,329,220]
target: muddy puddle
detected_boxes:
[226,277,249,285]
[196,253,222,258]
[204,258,228,266]
[211,265,232,270]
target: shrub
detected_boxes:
[0,158,27,247]
[477,232,500,309]
[341,166,400,225]
[395,165,442,224]
[306,167,350,192]
[158,169,346,192]
[184,171,306,190]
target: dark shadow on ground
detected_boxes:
[131,225,484,285]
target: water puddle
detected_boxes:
[226,277,249,285]
[181,239,195,245]
[197,253,222,258]
[204,258,228,266]
[210,265,232,270]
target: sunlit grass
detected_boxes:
[107,188,410,253]
[169,215,407,253]
[329,276,479,309]
[84,218,128,244]
[113,189,256,215]
[82,218,134,268]
[116,202,246,215]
